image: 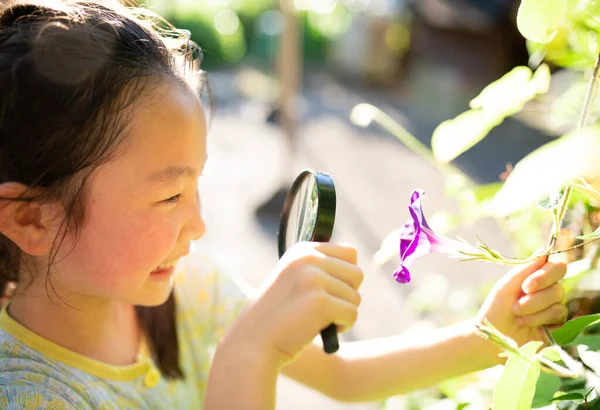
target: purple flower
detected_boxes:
[394,189,472,284]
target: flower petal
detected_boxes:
[393,265,411,283]
[394,189,471,283]
[399,220,416,257]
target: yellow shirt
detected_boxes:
[0,252,248,409]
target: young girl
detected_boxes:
[0,0,568,408]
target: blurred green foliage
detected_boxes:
[149,0,352,69]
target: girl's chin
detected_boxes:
[134,294,173,307]
[134,281,175,307]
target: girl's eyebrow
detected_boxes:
[147,164,200,184]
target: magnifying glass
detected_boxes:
[278,169,338,354]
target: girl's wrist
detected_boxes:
[206,321,280,410]
[466,318,504,367]
[218,311,284,372]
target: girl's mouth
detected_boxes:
[150,260,179,278]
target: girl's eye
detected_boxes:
[163,194,182,204]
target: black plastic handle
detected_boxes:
[321,323,339,354]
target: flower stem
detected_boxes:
[577,55,600,131]
[490,237,600,265]
[541,53,600,351]
[549,53,600,243]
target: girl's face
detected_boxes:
[51,81,207,307]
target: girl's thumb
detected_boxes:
[500,256,547,295]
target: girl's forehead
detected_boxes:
[127,83,206,147]
[109,82,207,176]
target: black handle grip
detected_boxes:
[320,323,339,354]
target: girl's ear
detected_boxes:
[0,182,61,256]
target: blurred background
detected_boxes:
[144,0,562,408]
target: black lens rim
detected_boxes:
[278,169,336,258]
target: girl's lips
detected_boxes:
[150,257,183,279]
[150,265,175,279]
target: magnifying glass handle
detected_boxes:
[321,323,339,354]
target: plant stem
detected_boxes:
[550,53,600,242]
[542,53,600,351]
[488,237,600,264]
[539,355,578,378]
[577,56,600,130]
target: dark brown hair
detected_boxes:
[0,0,205,379]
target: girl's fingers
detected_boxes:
[295,266,361,308]
[322,272,362,308]
[514,283,565,316]
[321,258,364,290]
[522,262,567,294]
[519,303,568,327]
[307,250,363,290]
[495,257,547,297]
[313,242,358,265]
[310,293,358,333]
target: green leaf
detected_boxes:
[491,126,600,216]
[581,0,600,20]
[432,64,551,164]
[542,26,599,70]
[552,386,596,404]
[493,341,543,410]
[552,392,585,401]
[470,64,550,117]
[566,334,600,350]
[540,346,562,362]
[569,178,600,202]
[539,190,564,210]
[532,372,562,408]
[552,314,600,344]
[432,109,503,164]
[517,0,567,43]
[470,66,534,117]
[578,226,600,240]
[561,378,587,390]
[590,395,600,410]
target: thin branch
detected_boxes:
[539,53,600,363]
[539,357,579,378]
[496,237,600,263]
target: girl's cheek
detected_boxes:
[132,217,181,262]
[78,224,176,290]
[56,209,181,289]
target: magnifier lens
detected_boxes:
[285,175,319,248]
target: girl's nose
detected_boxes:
[184,190,205,241]
[191,213,205,241]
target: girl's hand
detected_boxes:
[225,242,364,368]
[477,257,568,361]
